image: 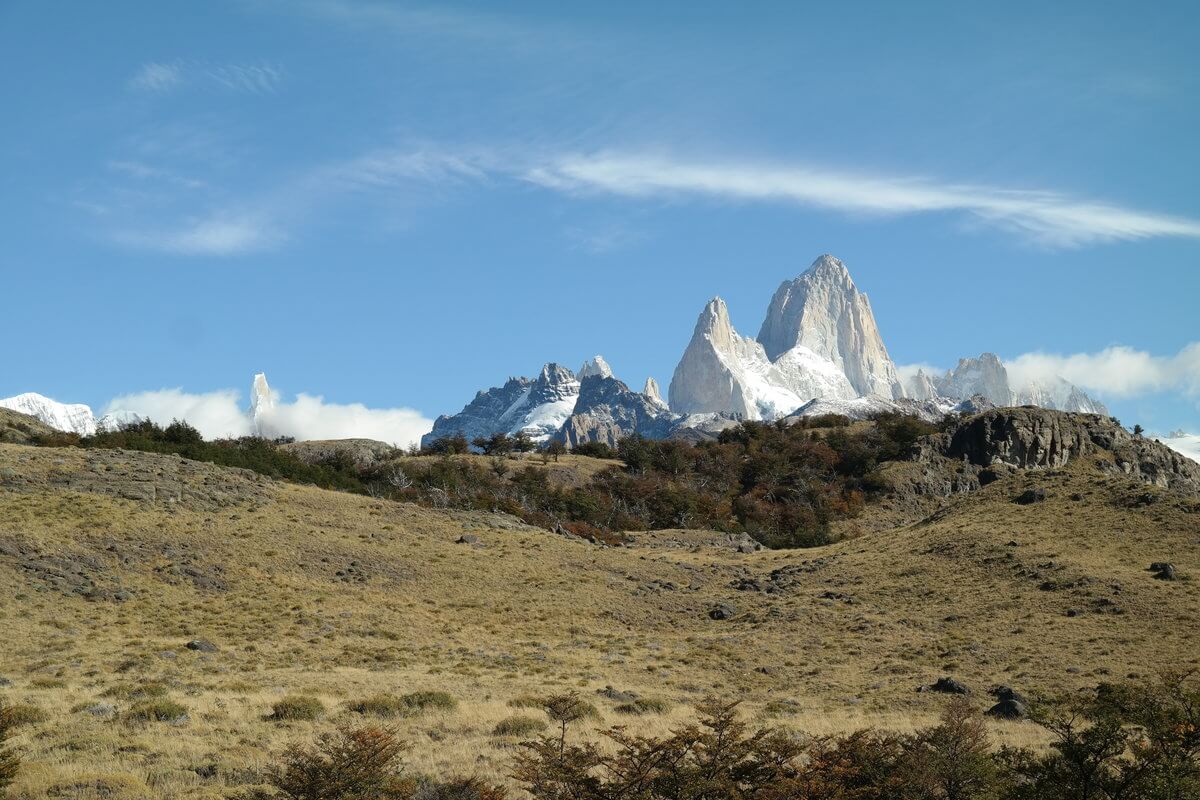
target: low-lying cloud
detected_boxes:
[1006,343,1200,399]
[104,387,432,448]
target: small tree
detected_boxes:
[1133,424,1145,437]
[911,697,998,800]
[473,433,515,457]
[544,440,566,463]
[270,724,410,800]
[512,431,537,454]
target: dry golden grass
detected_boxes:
[0,443,1196,797]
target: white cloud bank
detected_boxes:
[1006,343,1200,398]
[104,388,432,448]
[524,153,1200,248]
[114,216,280,256]
[1157,432,1200,464]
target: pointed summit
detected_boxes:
[643,377,666,408]
[756,254,903,398]
[250,373,276,436]
[578,355,614,380]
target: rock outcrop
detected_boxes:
[930,407,1200,493]
[757,255,904,398]
[280,438,400,470]
[578,355,614,379]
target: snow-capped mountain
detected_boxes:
[0,392,98,436]
[906,353,1108,415]
[423,363,583,447]
[97,410,145,432]
[667,296,860,420]
[668,255,891,420]
[757,255,904,398]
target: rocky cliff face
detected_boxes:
[931,407,1200,493]
[668,297,854,420]
[557,375,678,448]
[643,377,666,408]
[757,255,904,398]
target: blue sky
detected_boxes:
[2,0,1198,444]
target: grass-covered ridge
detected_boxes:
[37,413,943,548]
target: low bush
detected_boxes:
[269,695,326,722]
[265,724,508,800]
[350,692,456,719]
[613,697,671,715]
[492,716,548,738]
[127,698,189,723]
[100,680,169,701]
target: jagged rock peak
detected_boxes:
[937,353,1011,404]
[250,372,276,436]
[643,377,666,407]
[756,255,903,399]
[578,355,614,379]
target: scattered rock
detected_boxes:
[708,603,737,621]
[924,677,970,695]
[185,639,218,653]
[986,698,1028,719]
[456,534,480,545]
[81,703,117,719]
[1149,563,1178,581]
[596,686,639,703]
[1014,488,1047,505]
[0,677,11,687]
[992,686,1028,705]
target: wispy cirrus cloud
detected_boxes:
[113,215,280,256]
[523,153,1200,248]
[129,61,183,92]
[93,142,1200,257]
[127,60,284,95]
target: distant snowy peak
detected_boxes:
[668,297,813,420]
[757,254,903,399]
[422,362,582,447]
[578,355,614,379]
[0,392,97,436]
[97,410,145,432]
[926,353,1108,415]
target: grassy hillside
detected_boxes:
[1,439,1197,798]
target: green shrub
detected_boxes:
[614,697,671,715]
[492,715,548,738]
[127,699,189,723]
[349,691,456,718]
[101,680,169,700]
[269,695,326,722]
